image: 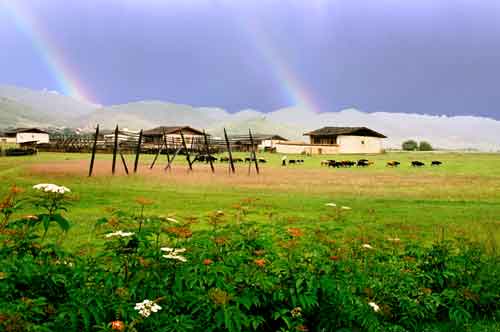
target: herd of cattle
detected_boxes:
[193,154,443,168]
[321,159,443,168]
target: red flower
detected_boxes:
[330,255,340,261]
[203,259,213,266]
[111,320,125,331]
[254,259,266,267]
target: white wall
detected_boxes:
[275,143,340,155]
[337,135,382,154]
[16,133,49,144]
[0,137,17,144]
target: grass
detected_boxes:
[1,151,500,251]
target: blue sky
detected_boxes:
[1,0,499,119]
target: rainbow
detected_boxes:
[2,1,97,105]
[239,16,322,113]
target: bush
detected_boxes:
[402,140,418,151]
[419,141,433,151]
[0,187,499,332]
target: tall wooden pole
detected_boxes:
[88,124,99,177]
[224,128,235,174]
[180,130,193,171]
[163,129,172,171]
[249,129,260,174]
[134,129,143,173]
[112,125,119,175]
[203,130,215,173]
[120,152,129,175]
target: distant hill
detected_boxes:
[1,85,499,151]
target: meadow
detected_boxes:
[1,151,499,331]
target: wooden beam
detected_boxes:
[180,130,193,171]
[88,124,99,177]
[163,128,172,171]
[111,125,119,175]
[133,129,143,173]
[120,152,129,175]
[224,128,235,174]
[249,129,260,175]
[203,130,215,173]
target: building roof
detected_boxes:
[5,128,50,135]
[304,127,387,138]
[143,126,205,136]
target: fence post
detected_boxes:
[249,129,259,174]
[88,124,99,177]
[180,130,193,171]
[224,128,235,174]
[112,125,119,174]
[134,129,143,173]
[163,128,172,171]
[203,130,215,173]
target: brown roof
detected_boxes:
[143,126,205,136]
[304,127,387,138]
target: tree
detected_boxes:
[402,140,418,151]
[419,141,433,151]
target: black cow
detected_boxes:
[357,159,370,167]
[258,158,267,163]
[431,161,443,166]
[411,161,425,167]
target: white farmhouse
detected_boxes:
[275,127,386,155]
[4,128,50,145]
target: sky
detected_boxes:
[0,0,499,119]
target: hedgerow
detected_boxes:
[0,185,499,331]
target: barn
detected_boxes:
[275,127,386,155]
[143,126,206,148]
[2,128,50,145]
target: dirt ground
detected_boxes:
[26,159,497,199]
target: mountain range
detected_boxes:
[1,85,499,151]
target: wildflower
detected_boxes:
[287,227,304,237]
[341,206,352,210]
[387,237,401,242]
[368,302,380,312]
[254,259,266,267]
[213,237,228,245]
[253,249,266,256]
[111,320,125,331]
[105,231,135,238]
[216,210,224,216]
[134,299,162,318]
[135,197,154,206]
[329,255,340,261]
[33,183,70,194]
[291,307,302,318]
[296,325,309,331]
[203,259,213,266]
[362,244,374,250]
[10,185,24,195]
[166,217,179,223]
[161,247,187,262]
[325,203,337,207]
[164,226,192,238]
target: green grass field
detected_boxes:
[1,151,499,251]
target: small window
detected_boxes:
[361,140,365,145]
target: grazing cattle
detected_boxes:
[219,157,229,162]
[357,159,370,167]
[431,161,443,166]
[288,159,297,164]
[387,161,401,167]
[411,161,425,167]
[233,158,244,163]
[258,158,267,163]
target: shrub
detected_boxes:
[402,140,418,151]
[419,141,433,151]
[0,187,498,332]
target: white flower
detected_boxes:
[161,247,187,262]
[134,299,162,318]
[368,302,380,312]
[33,183,70,194]
[325,203,337,207]
[105,230,135,238]
[362,244,374,250]
[341,206,352,210]
[387,237,401,242]
[166,217,179,223]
